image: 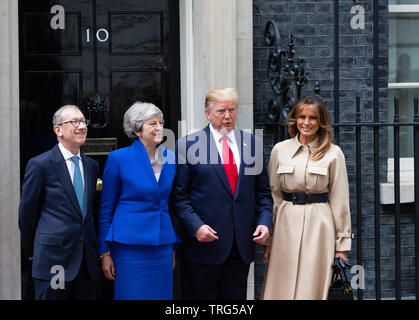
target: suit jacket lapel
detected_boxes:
[234,129,245,199]
[81,153,92,220]
[204,125,234,197]
[132,139,164,207]
[50,145,83,218]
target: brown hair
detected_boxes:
[287,96,333,161]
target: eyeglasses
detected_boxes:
[57,119,90,128]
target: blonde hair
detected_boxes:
[287,96,333,161]
[205,88,239,110]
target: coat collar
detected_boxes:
[57,142,81,161]
[132,138,169,164]
[132,138,170,190]
[289,134,320,158]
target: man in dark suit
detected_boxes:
[173,88,273,299]
[18,105,100,300]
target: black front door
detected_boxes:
[19,0,180,299]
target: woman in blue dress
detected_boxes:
[98,102,179,300]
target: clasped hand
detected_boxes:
[194,224,269,244]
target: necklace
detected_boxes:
[150,148,160,166]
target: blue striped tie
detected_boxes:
[71,156,84,216]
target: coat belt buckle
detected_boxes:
[292,192,307,205]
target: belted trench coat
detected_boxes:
[261,135,352,300]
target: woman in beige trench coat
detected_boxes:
[261,96,352,300]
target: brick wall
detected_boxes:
[253,0,415,299]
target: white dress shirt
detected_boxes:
[58,143,85,187]
[209,123,240,174]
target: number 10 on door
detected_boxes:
[86,28,109,43]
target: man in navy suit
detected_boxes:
[19,105,100,300]
[173,88,273,299]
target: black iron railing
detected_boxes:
[332,94,419,300]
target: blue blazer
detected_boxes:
[173,125,273,265]
[18,144,100,281]
[98,139,179,254]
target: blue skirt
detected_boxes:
[110,243,173,300]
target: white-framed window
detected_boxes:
[381,2,419,204]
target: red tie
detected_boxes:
[222,135,238,195]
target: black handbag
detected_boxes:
[327,258,354,300]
